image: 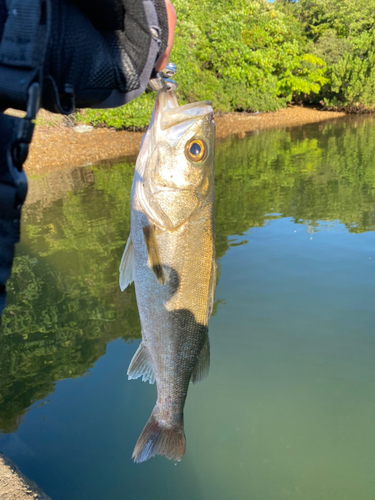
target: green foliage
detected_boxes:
[172,0,326,110]
[75,92,155,130]
[277,53,327,99]
[297,0,375,109]
[322,51,375,110]
[307,29,351,67]
[298,0,375,39]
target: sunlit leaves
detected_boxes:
[297,0,375,109]
[171,0,326,112]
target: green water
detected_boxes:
[1,116,375,499]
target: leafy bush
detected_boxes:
[297,0,375,110]
[322,50,375,110]
[75,92,155,130]
[173,0,327,111]
[297,0,375,39]
[308,29,351,66]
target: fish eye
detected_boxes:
[185,139,207,162]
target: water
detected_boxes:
[1,116,375,499]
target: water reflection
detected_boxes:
[1,116,375,435]
[215,116,375,251]
[0,162,141,432]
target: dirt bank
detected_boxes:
[0,453,51,500]
[23,106,346,172]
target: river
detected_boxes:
[1,116,374,500]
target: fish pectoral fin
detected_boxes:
[191,335,210,384]
[142,225,165,285]
[127,342,155,384]
[119,235,134,291]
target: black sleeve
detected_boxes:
[0,0,169,111]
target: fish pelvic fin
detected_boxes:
[119,235,134,291]
[127,343,155,384]
[132,410,185,464]
[191,334,210,384]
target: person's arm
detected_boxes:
[155,0,176,72]
[0,0,176,315]
[0,0,175,112]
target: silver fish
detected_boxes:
[119,86,215,463]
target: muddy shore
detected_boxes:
[23,106,346,172]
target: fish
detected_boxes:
[119,85,216,463]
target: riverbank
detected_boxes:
[22,106,346,172]
[0,453,51,500]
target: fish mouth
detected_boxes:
[150,185,194,195]
[169,101,213,112]
[161,102,213,131]
[154,88,213,131]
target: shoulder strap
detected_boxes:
[0,82,40,315]
[0,0,47,313]
[0,0,49,111]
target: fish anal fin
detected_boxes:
[191,335,210,384]
[142,225,165,285]
[132,409,185,463]
[127,343,155,384]
[119,235,134,291]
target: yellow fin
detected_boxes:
[142,225,165,285]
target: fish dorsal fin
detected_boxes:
[191,335,210,384]
[207,257,217,319]
[127,342,155,384]
[119,235,134,291]
[142,225,165,285]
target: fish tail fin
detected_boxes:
[132,410,185,464]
